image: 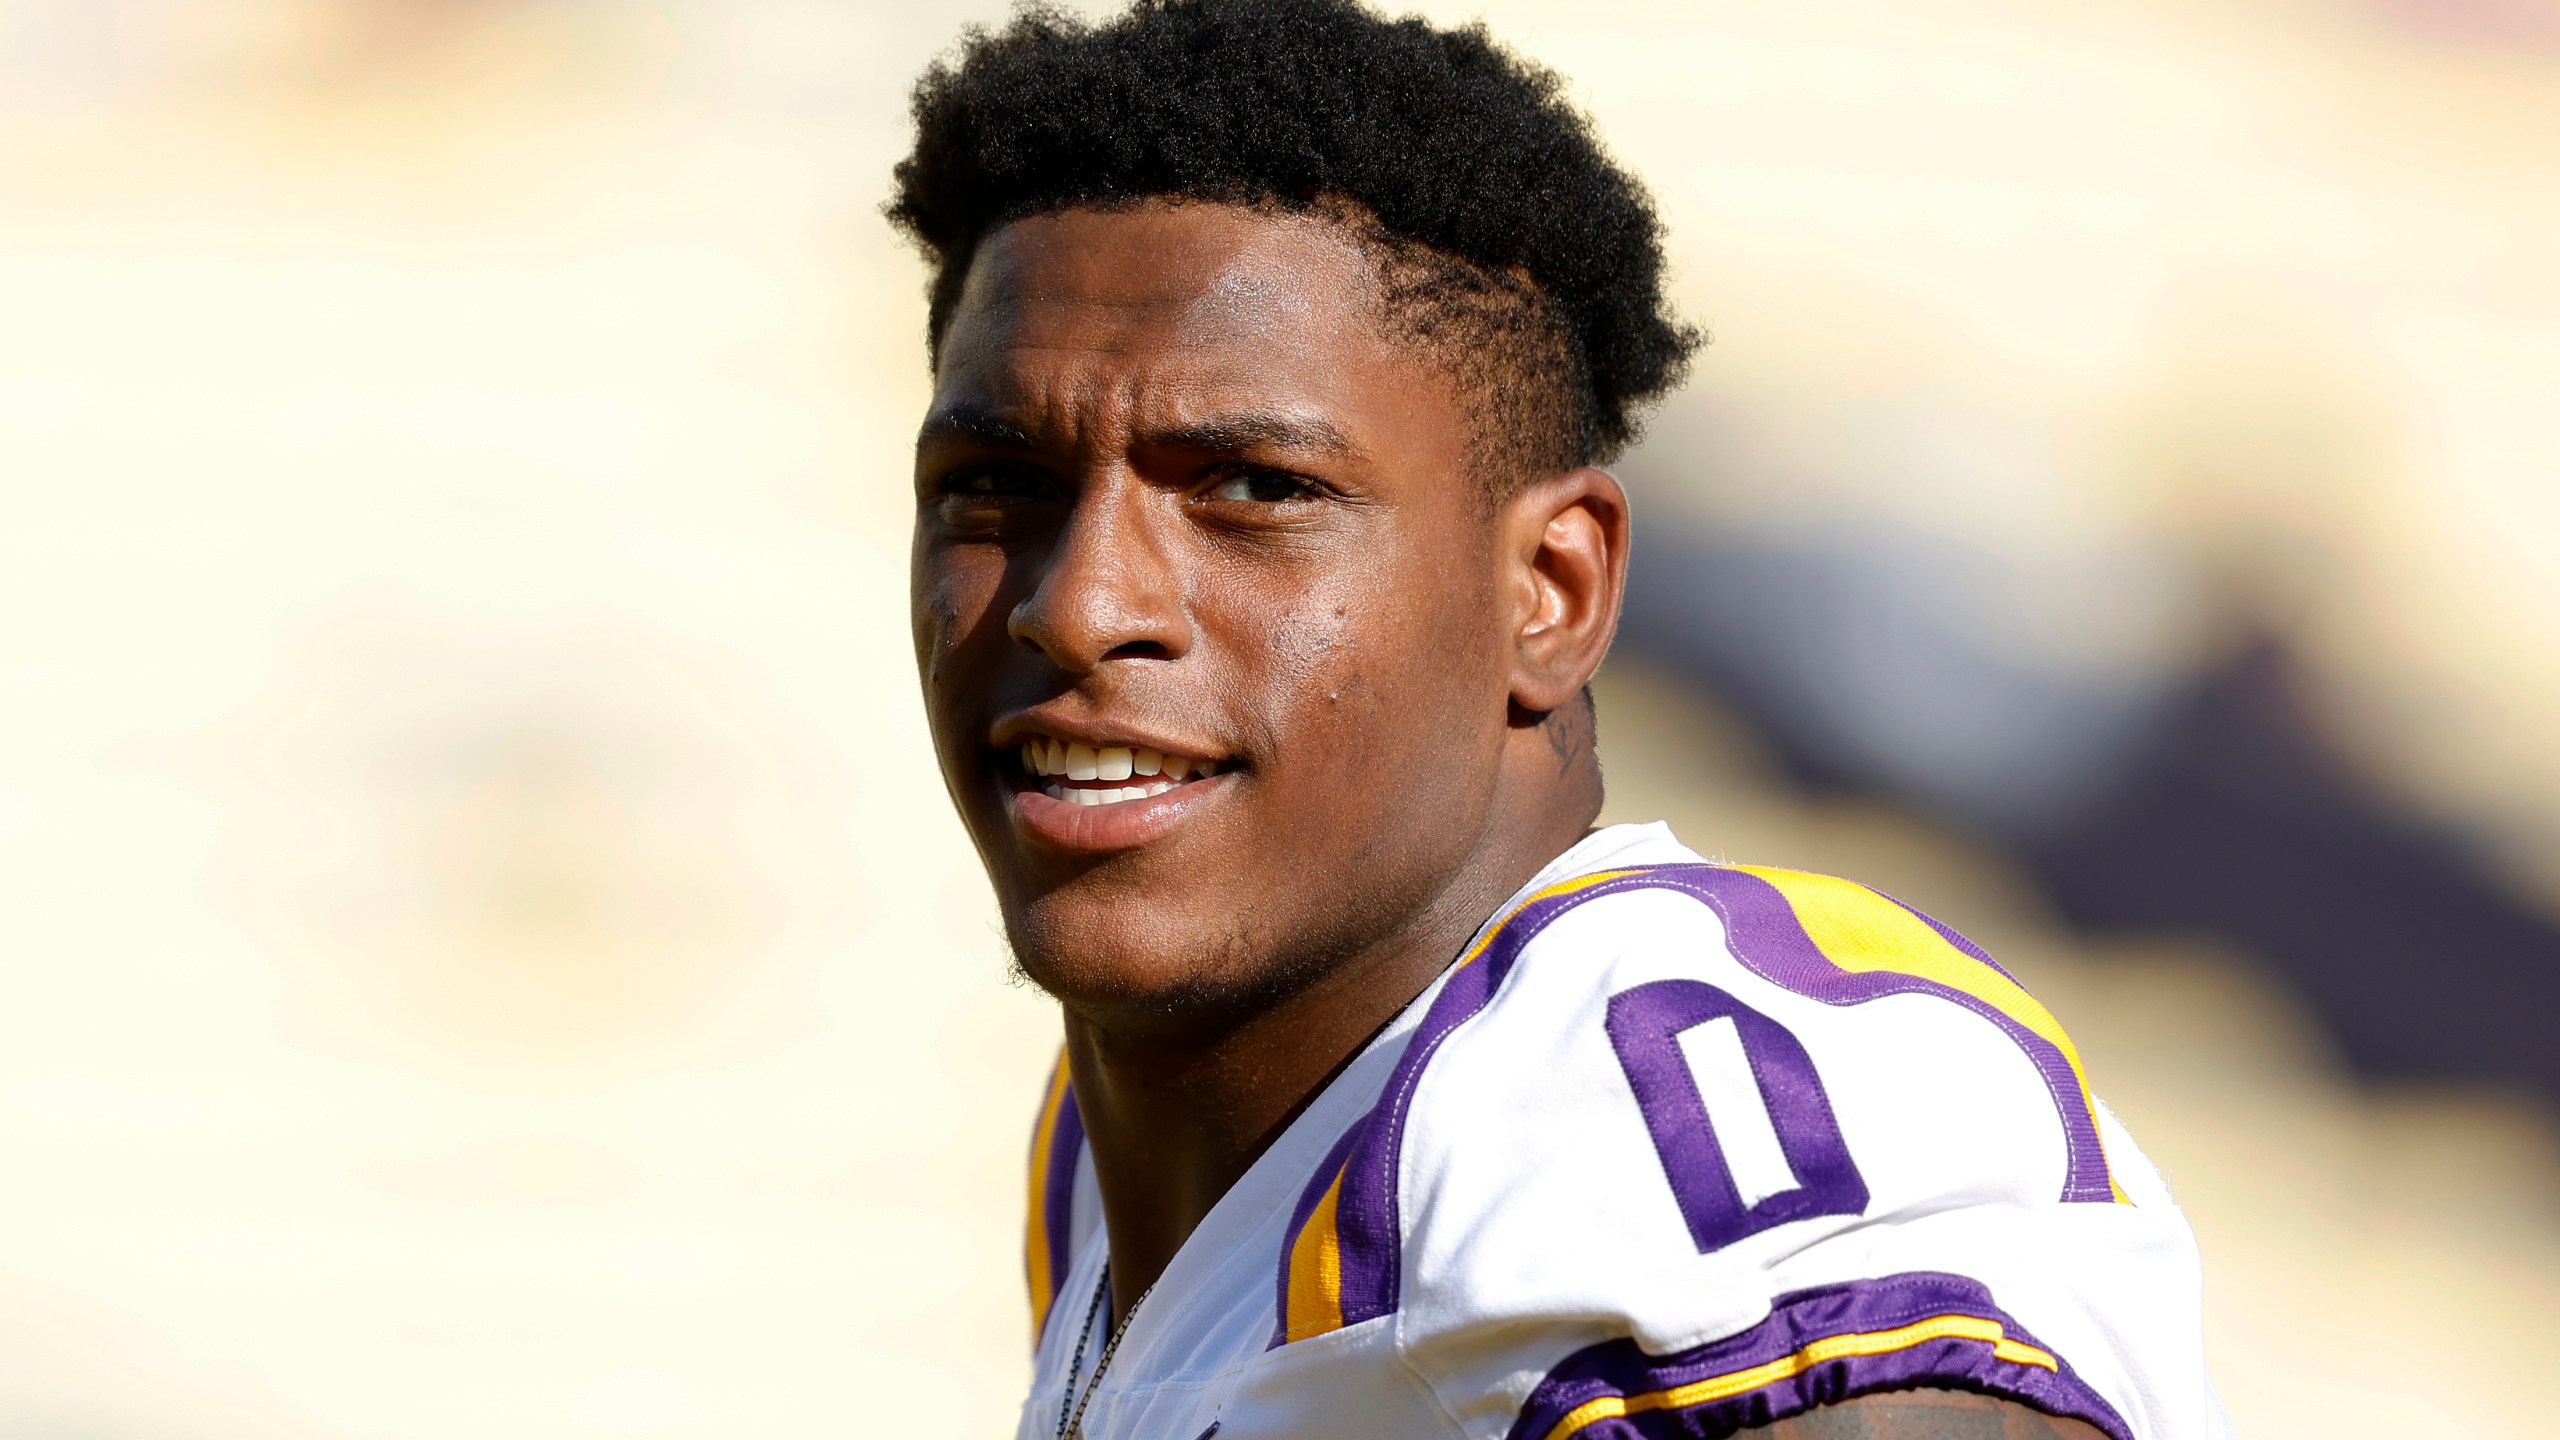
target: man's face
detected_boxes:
[912,203,1517,1025]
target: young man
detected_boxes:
[891,2,2227,1436]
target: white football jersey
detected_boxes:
[1017,822,2230,1440]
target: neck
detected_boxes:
[1066,721,1603,1319]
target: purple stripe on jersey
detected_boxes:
[1646,867,2116,1204]
[1040,1083,1085,1341]
[1269,1121,1365,1348]
[1270,863,2116,1350]
[1605,979,1869,1253]
[1320,877,1641,1332]
[1506,1271,2134,1440]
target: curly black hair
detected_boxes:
[885,0,1700,484]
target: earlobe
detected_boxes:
[1504,466,1630,718]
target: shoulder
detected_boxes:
[1271,858,2225,1440]
[1425,860,2127,1219]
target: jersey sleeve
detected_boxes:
[1267,864,2228,1440]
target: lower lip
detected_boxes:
[1005,770,1231,853]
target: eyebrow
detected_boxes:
[916,405,1359,459]
[1145,414,1357,458]
[915,403,1040,451]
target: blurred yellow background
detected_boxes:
[0,1,2552,1436]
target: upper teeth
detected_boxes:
[1019,736,1218,804]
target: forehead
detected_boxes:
[933,204,1415,422]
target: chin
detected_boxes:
[1002,888,1309,1033]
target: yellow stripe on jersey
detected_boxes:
[1537,1313,2061,1440]
[1278,867,1650,1344]
[1276,867,1722,1347]
[1023,1054,1073,1342]
[1733,866,2128,1203]
[1282,1163,1349,1343]
[1454,868,1652,969]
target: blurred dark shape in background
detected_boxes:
[1624,506,2560,1106]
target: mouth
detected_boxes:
[997,731,1233,853]
[1012,734,1227,805]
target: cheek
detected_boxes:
[1370,568,1507,749]
[1262,577,1496,763]
[1263,603,1355,693]
[911,545,1006,685]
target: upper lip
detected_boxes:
[989,711,1228,762]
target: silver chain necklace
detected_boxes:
[1056,1264,1155,1440]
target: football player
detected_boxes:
[891,2,2229,1436]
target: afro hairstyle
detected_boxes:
[885,0,1701,487]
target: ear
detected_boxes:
[1499,467,1630,716]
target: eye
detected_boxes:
[928,464,1061,533]
[1196,467,1317,504]
[939,465,1056,501]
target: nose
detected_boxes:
[1007,474,1190,673]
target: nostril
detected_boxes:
[1104,640,1172,661]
